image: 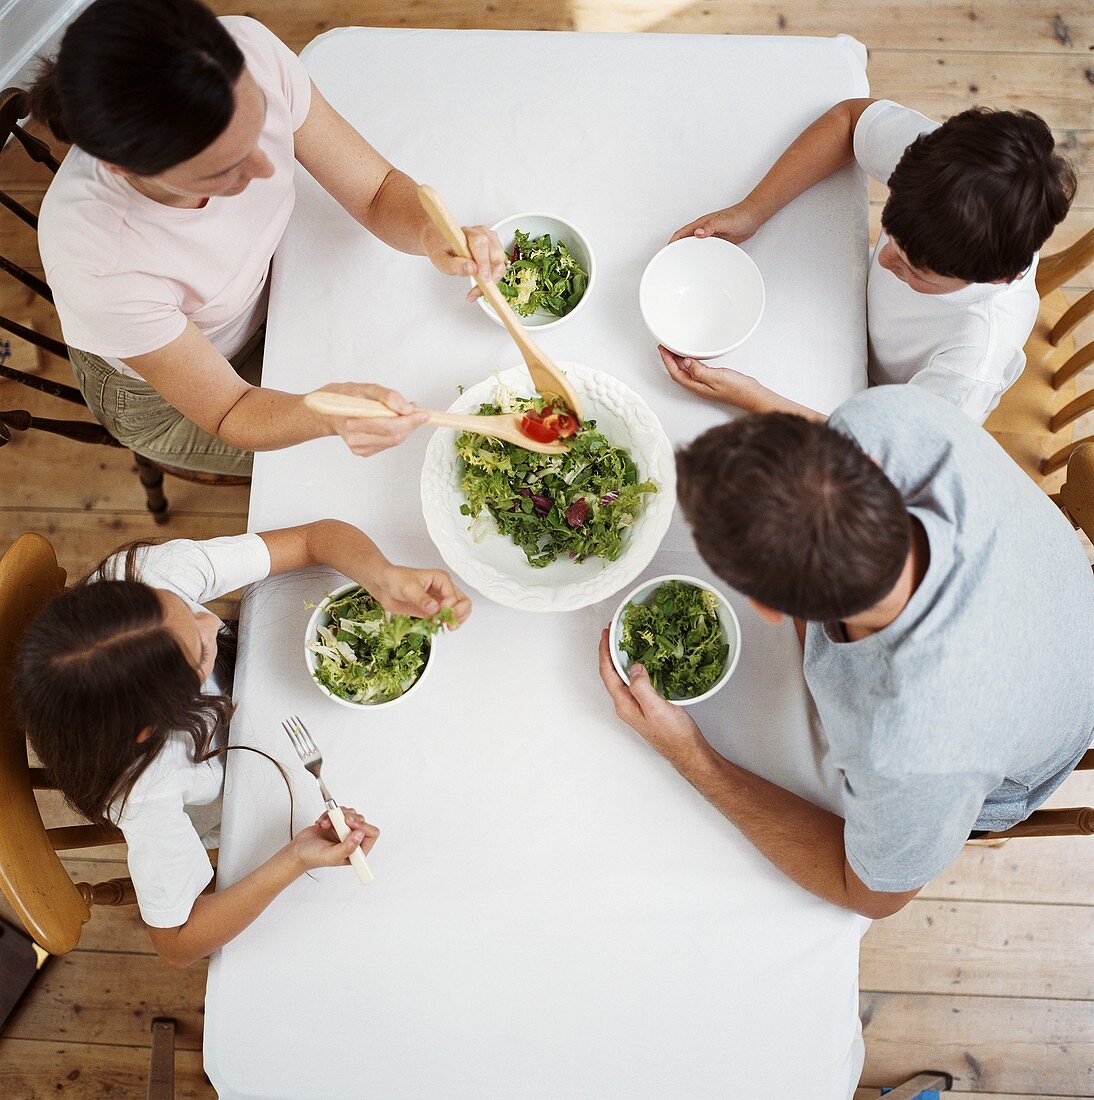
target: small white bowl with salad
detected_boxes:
[609,575,741,706]
[477,213,595,331]
[304,583,451,710]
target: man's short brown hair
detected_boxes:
[676,414,911,622]
[882,107,1076,284]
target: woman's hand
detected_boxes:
[289,807,380,872]
[366,562,472,624]
[670,200,765,245]
[426,224,507,286]
[659,346,765,411]
[308,382,429,457]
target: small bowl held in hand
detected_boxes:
[639,236,765,360]
[304,583,440,710]
[477,212,595,332]
[609,574,741,707]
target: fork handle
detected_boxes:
[326,802,374,885]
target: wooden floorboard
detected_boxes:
[1,1,1092,1096]
[0,1037,215,1099]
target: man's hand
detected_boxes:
[308,382,429,457]
[670,200,765,245]
[598,629,708,765]
[366,562,472,624]
[659,346,765,411]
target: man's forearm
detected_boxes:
[216,387,329,450]
[666,739,911,918]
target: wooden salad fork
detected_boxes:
[416,183,585,419]
[282,715,374,885]
[303,391,569,455]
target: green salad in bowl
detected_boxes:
[498,230,588,319]
[610,576,741,705]
[304,584,453,708]
[456,393,656,569]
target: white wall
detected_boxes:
[0,0,94,90]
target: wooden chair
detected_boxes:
[0,532,137,955]
[1056,441,1094,543]
[985,227,1094,485]
[0,87,249,525]
[970,748,1094,841]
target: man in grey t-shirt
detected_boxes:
[598,385,1094,918]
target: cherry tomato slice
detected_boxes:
[520,413,560,444]
[543,412,579,439]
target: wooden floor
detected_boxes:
[1,1,1092,1097]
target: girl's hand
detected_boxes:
[670,201,764,245]
[290,807,380,871]
[309,382,429,457]
[659,346,763,411]
[367,563,472,624]
[427,224,507,286]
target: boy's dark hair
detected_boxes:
[676,414,911,622]
[881,106,1076,284]
[29,0,244,176]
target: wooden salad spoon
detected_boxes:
[303,391,570,456]
[416,184,586,420]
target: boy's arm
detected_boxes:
[659,346,825,421]
[671,98,877,244]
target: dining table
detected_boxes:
[204,25,873,1099]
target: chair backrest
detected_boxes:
[0,533,131,954]
[1057,442,1094,544]
[975,750,1094,840]
[985,228,1094,482]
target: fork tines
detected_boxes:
[282,714,320,765]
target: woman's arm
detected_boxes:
[292,83,506,283]
[671,98,876,244]
[146,809,377,968]
[259,519,472,622]
[122,322,428,456]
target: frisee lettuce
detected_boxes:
[496,230,588,318]
[307,587,453,705]
[455,391,656,568]
[619,581,730,700]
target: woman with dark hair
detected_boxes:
[32,0,505,475]
[12,522,471,967]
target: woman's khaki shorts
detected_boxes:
[68,327,265,477]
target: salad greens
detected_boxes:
[455,386,656,568]
[307,587,453,705]
[619,581,730,700]
[497,229,588,319]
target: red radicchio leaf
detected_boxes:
[566,498,590,528]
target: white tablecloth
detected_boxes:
[205,27,871,1100]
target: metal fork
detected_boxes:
[282,715,374,884]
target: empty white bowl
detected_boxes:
[609,574,741,707]
[639,236,765,359]
[476,212,595,332]
[304,582,438,710]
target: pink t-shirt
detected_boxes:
[38,17,312,379]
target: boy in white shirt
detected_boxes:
[665,100,1077,424]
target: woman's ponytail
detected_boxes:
[27,57,70,144]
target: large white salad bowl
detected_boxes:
[420,362,676,612]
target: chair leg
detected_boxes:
[147,1017,176,1100]
[133,453,169,525]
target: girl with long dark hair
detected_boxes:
[12,521,471,967]
[32,0,504,476]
